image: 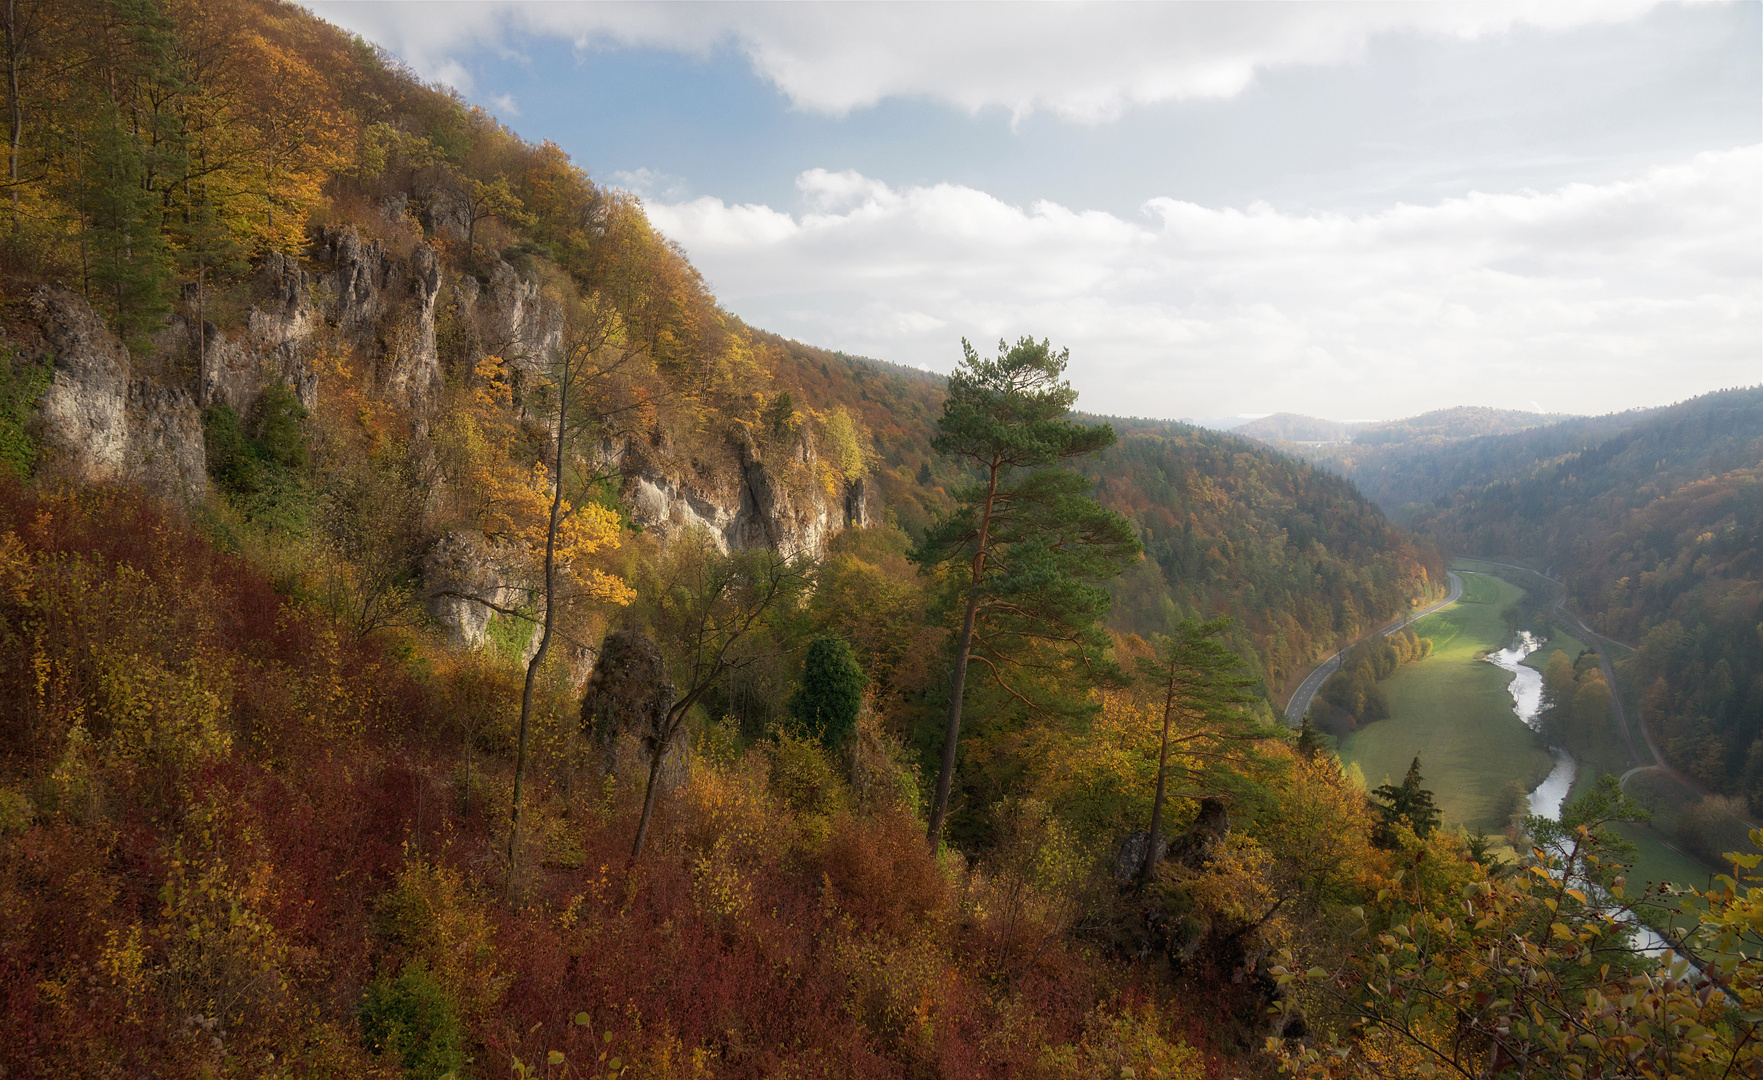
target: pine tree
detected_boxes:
[1296,715,1322,761]
[910,336,1140,847]
[172,185,243,364]
[1371,754,1441,843]
[1136,617,1266,882]
[78,109,173,349]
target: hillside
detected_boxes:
[1288,407,1661,515]
[1352,406,1577,446]
[0,2,1751,1076]
[1232,413,1361,443]
[1081,418,1443,695]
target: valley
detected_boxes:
[1336,569,1552,839]
[0,1,1754,1076]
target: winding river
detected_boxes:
[1483,632,1674,957]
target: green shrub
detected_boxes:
[769,727,848,824]
[359,962,463,1080]
[0,786,34,835]
[252,383,309,470]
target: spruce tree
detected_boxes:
[789,635,866,748]
[78,109,173,349]
[911,336,1139,847]
[1296,716,1323,761]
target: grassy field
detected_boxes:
[1341,571,1554,835]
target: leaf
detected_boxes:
[548,1051,565,1066]
[575,1012,591,1027]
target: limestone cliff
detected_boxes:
[14,222,868,651]
[617,430,867,560]
[25,287,205,506]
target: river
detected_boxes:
[1482,632,1577,817]
[1483,632,1675,957]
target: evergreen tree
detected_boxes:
[789,635,866,748]
[911,336,1140,847]
[172,185,243,363]
[1135,617,1268,882]
[1296,715,1322,761]
[1371,754,1441,844]
[78,109,173,349]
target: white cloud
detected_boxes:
[610,167,690,201]
[304,1,1661,122]
[644,147,1761,419]
[489,92,520,116]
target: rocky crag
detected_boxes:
[13,225,866,649]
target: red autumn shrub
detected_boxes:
[820,809,949,937]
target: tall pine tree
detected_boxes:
[1135,617,1270,882]
[911,336,1139,847]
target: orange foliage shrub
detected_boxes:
[820,810,949,937]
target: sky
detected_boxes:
[304,1,1761,423]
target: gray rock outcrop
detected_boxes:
[421,530,532,650]
[616,432,868,560]
[311,226,443,409]
[580,629,685,790]
[27,287,205,505]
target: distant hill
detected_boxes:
[1289,409,1639,513]
[1234,413,1362,443]
[1353,406,1578,446]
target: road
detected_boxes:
[1282,570,1464,727]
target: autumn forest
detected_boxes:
[0,2,1757,1078]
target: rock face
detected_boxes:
[199,249,320,414]
[27,287,205,505]
[421,530,532,650]
[619,435,868,561]
[15,218,871,644]
[580,629,684,790]
[311,226,443,409]
[1165,796,1230,870]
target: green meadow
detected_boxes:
[1341,571,1553,835]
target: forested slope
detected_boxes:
[1081,419,1443,694]
[2,2,1751,1076]
[1277,407,1658,515]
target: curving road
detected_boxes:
[1283,571,1464,727]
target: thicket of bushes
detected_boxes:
[1307,629,1431,740]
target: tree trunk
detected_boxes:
[630,722,672,860]
[5,0,21,222]
[926,461,1001,848]
[1140,674,1179,883]
[505,374,568,893]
